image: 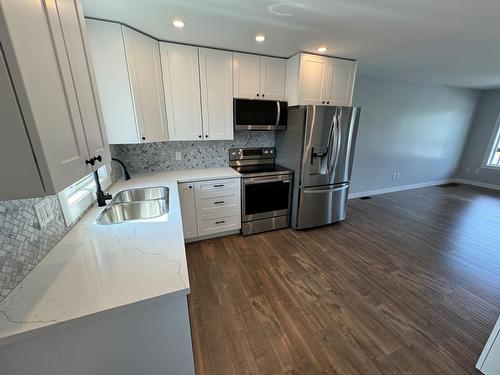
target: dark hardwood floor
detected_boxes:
[186,184,500,374]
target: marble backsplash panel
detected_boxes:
[111,131,275,171]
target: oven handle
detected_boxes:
[243,176,291,185]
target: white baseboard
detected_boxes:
[452,178,500,191]
[348,179,453,199]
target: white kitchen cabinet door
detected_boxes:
[298,53,331,105]
[260,56,286,100]
[48,0,110,169]
[0,47,45,200]
[199,48,233,140]
[0,0,95,193]
[477,316,500,375]
[233,52,261,99]
[327,59,357,106]
[161,43,203,141]
[86,20,138,144]
[123,26,168,143]
[178,183,198,239]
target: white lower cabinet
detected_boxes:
[178,177,241,241]
[477,316,500,374]
[178,183,198,240]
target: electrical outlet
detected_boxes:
[396,173,401,180]
[34,198,54,228]
[175,151,182,161]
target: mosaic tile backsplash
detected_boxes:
[0,196,67,301]
[112,131,275,171]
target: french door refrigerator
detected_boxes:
[276,105,360,229]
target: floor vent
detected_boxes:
[359,196,372,200]
[441,183,460,187]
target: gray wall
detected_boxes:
[456,89,500,186]
[350,74,480,194]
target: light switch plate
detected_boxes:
[34,198,54,228]
[175,151,182,161]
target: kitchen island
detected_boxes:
[0,167,240,375]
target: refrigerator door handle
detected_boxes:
[302,183,349,194]
[327,108,341,177]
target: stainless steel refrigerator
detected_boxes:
[275,105,360,229]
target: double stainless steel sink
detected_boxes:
[96,187,169,225]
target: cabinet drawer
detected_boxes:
[194,178,239,195]
[196,192,240,216]
[197,213,241,236]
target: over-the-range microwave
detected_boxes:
[233,98,288,131]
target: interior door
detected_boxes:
[199,48,233,140]
[123,27,168,143]
[161,43,203,141]
[233,53,261,99]
[298,54,330,105]
[328,59,356,106]
[260,56,286,100]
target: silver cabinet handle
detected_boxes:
[275,101,281,126]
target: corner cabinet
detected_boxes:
[86,20,168,144]
[161,44,233,141]
[0,0,110,200]
[233,53,286,100]
[178,178,241,242]
[286,53,356,106]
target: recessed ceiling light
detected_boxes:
[173,19,185,28]
[318,46,327,53]
[255,35,266,42]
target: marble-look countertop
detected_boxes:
[0,167,240,345]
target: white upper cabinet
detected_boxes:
[327,58,357,106]
[199,48,233,140]
[286,53,357,106]
[233,52,286,100]
[0,0,110,198]
[260,57,286,100]
[233,53,261,99]
[123,27,168,143]
[0,47,45,200]
[86,20,138,144]
[161,43,203,141]
[86,21,168,144]
[298,54,331,105]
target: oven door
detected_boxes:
[242,174,292,221]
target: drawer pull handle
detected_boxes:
[213,184,225,187]
[215,220,226,224]
[214,201,225,204]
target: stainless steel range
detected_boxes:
[229,147,293,235]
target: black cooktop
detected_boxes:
[232,163,292,177]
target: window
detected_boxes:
[57,165,111,226]
[484,122,500,168]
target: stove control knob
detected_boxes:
[237,151,242,156]
[264,150,269,155]
[231,151,237,156]
[269,149,274,154]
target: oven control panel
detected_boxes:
[229,147,275,161]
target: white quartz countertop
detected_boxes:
[0,167,240,345]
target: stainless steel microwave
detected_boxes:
[233,98,288,131]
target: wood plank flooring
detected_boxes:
[186,184,500,374]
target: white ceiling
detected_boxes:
[83,0,500,89]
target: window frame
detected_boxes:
[57,164,112,226]
[481,112,500,170]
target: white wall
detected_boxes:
[456,89,500,187]
[350,74,480,195]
